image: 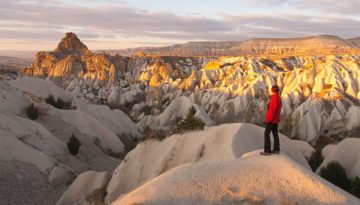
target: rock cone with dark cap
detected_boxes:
[55,32,89,55]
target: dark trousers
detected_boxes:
[264,123,280,153]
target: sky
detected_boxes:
[1,0,360,51]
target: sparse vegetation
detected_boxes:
[84,189,106,205]
[67,134,81,155]
[119,133,138,156]
[144,126,156,139]
[45,95,74,109]
[143,105,153,115]
[26,103,39,120]
[45,95,56,106]
[175,106,205,132]
[143,126,167,141]
[319,161,360,199]
[119,102,135,114]
[320,161,351,191]
[307,149,324,172]
[350,177,360,199]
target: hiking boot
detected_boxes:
[260,152,272,156]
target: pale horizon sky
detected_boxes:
[1,0,360,51]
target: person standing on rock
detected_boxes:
[261,85,282,156]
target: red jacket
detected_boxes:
[265,93,282,124]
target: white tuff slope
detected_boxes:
[105,123,314,203]
[56,171,111,205]
[318,138,360,178]
[114,151,360,205]
[138,96,214,129]
[0,77,142,205]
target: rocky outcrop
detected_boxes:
[104,123,314,203]
[54,32,89,55]
[19,32,125,86]
[113,152,360,205]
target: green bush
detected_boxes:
[26,103,39,120]
[67,134,81,155]
[319,161,351,191]
[143,106,152,115]
[56,98,65,109]
[307,149,324,172]
[45,95,74,109]
[175,106,205,132]
[319,161,360,199]
[350,177,360,199]
[45,95,56,106]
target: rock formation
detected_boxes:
[19,33,360,146]
[20,32,124,86]
[6,32,360,204]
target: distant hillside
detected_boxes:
[0,56,32,71]
[0,50,37,58]
[348,37,360,48]
[107,35,360,56]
